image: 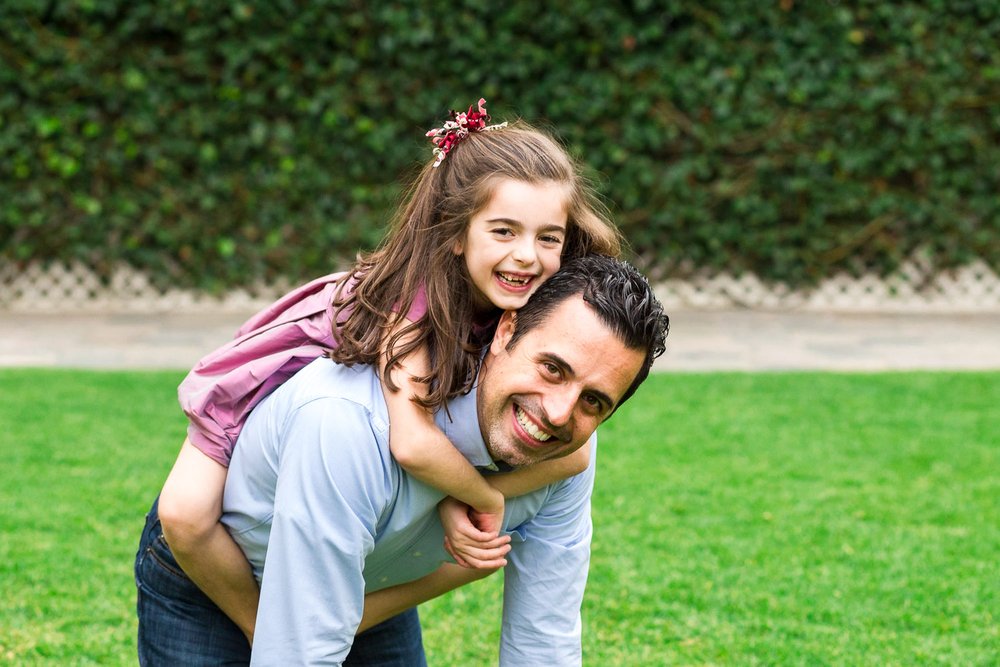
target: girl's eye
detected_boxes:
[492,227,515,237]
[539,234,564,245]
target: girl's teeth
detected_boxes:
[516,407,551,442]
[498,272,529,286]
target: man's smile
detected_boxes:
[514,404,552,443]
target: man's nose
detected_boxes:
[542,387,576,429]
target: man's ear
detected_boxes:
[490,310,517,354]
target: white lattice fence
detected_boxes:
[654,258,1000,312]
[0,261,289,314]
[2,259,999,313]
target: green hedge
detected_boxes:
[2,0,998,290]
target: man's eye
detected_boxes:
[542,362,560,376]
[582,395,604,414]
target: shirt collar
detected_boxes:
[435,384,496,469]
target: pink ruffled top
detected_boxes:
[178,272,428,466]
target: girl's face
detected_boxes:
[455,178,569,313]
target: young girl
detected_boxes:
[156,99,623,643]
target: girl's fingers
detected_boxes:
[443,536,471,568]
[450,543,511,563]
[452,532,511,549]
[445,528,512,571]
[476,535,511,549]
[454,525,500,541]
[461,553,508,570]
[451,542,508,559]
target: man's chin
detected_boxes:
[486,428,559,467]
[487,444,534,469]
[497,445,557,469]
[491,451,528,469]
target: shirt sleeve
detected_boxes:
[498,436,597,666]
[250,398,393,666]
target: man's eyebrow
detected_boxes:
[543,353,615,409]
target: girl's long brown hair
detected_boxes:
[328,120,623,410]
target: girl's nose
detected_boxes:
[511,239,537,266]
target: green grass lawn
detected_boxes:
[0,369,996,665]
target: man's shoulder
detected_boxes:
[279,358,386,420]
[254,357,391,456]
[289,356,374,396]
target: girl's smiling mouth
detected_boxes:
[496,272,536,290]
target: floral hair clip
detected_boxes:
[425,98,508,167]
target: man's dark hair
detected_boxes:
[507,254,669,411]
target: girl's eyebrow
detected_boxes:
[538,223,568,234]
[485,218,567,233]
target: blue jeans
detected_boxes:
[134,497,427,665]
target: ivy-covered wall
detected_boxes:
[2,0,998,290]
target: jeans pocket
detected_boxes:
[135,518,252,665]
[137,524,213,608]
[147,534,188,580]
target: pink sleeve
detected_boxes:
[177,273,351,466]
[404,283,428,322]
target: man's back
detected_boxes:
[222,356,594,664]
[223,356,489,585]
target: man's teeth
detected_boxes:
[516,407,551,442]
[498,272,531,286]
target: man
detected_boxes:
[135,255,668,665]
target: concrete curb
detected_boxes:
[2,310,998,372]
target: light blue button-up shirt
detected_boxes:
[222,356,595,665]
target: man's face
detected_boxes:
[476,296,646,467]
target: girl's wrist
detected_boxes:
[479,488,504,516]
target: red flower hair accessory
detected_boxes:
[425,98,508,167]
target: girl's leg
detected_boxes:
[157,439,260,643]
